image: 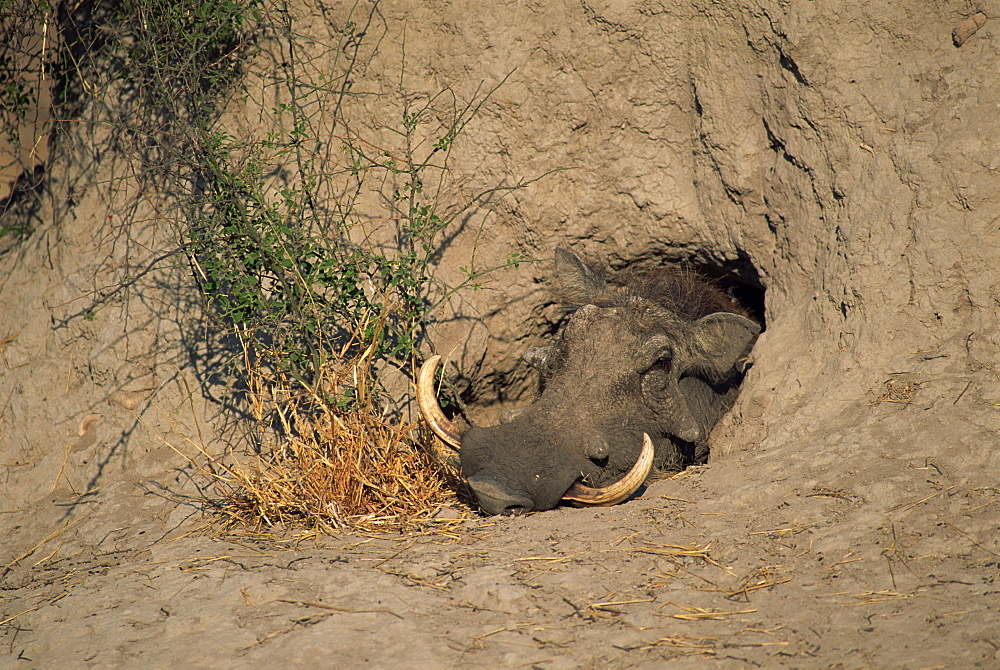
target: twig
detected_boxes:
[889,484,960,513]
[943,522,1000,558]
[2,517,83,579]
[0,606,39,627]
[276,598,404,619]
[53,247,188,328]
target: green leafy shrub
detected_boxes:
[0,0,540,528]
[4,0,538,529]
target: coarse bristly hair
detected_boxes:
[600,267,751,321]
[558,252,751,323]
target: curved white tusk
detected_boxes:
[561,433,654,506]
[415,355,462,450]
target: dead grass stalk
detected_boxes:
[212,330,464,533]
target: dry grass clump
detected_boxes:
[213,347,464,533]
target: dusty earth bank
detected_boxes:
[2,0,1000,667]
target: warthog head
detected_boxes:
[418,247,760,515]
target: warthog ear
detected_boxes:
[687,312,761,381]
[555,246,607,305]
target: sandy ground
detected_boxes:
[3,361,998,667]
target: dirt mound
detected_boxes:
[2,1,998,666]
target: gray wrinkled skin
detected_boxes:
[461,247,760,515]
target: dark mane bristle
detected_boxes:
[594,268,749,320]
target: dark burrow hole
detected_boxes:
[689,260,767,329]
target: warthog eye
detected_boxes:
[638,352,673,380]
[637,334,674,374]
[648,354,672,373]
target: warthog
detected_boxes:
[418,246,760,515]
